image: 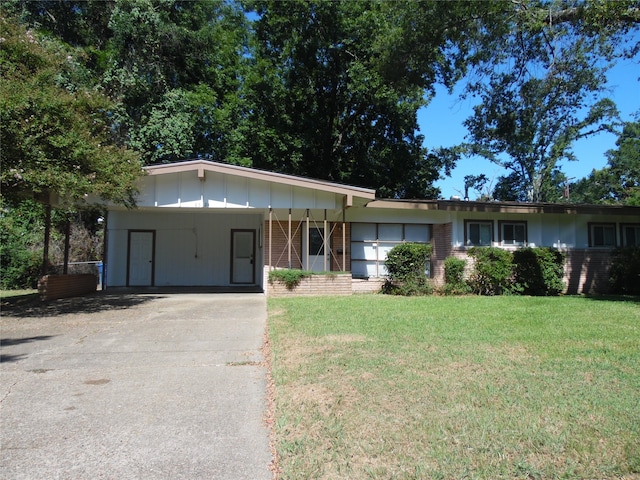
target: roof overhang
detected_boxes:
[367,199,640,216]
[144,160,376,205]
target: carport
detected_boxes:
[103,160,375,291]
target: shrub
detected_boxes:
[268,269,310,289]
[443,256,471,295]
[512,247,565,296]
[468,247,515,295]
[609,247,640,295]
[0,200,46,289]
[382,243,432,296]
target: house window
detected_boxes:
[465,220,493,246]
[351,223,430,278]
[589,223,616,247]
[621,224,640,247]
[499,221,527,246]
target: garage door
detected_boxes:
[351,223,431,278]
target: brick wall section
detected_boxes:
[265,220,303,269]
[268,274,352,297]
[38,274,97,301]
[264,220,351,272]
[563,249,612,294]
[352,278,385,294]
[430,223,453,286]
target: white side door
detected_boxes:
[128,231,154,286]
[231,230,255,284]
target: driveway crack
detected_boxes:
[0,379,20,405]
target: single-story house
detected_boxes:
[101,159,639,295]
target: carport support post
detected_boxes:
[268,208,272,271]
[41,202,52,277]
[288,209,292,269]
[63,218,71,274]
[342,209,346,272]
[323,210,328,271]
[306,209,310,271]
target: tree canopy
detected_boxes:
[571,120,640,205]
[1,0,639,201]
[0,14,143,207]
[459,0,638,202]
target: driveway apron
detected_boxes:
[0,293,273,480]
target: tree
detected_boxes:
[0,15,143,207]
[103,0,251,164]
[242,0,510,198]
[458,0,640,203]
[571,120,640,205]
[464,39,619,202]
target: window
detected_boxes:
[465,220,493,246]
[589,223,616,247]
[499,221,527,246]
[351,223,431,278]
[621,224,640,247]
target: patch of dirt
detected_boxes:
[261,323,280,480]
[83,378,110,385]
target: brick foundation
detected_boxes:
[268,273,352,297]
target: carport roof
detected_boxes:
[145,160,376,202]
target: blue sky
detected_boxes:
[419,56,640,199]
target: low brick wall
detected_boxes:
[352,278,385,294]
[38,274,97,301]
[268,274,352,297]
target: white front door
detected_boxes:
[303,227,328,272]
[231,230,255,284]
[128,231,154,286]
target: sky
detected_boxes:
[418,56,640,200]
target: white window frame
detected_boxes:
[465,220,493,246]
[350,223,431,278]
[589,223,616,248]
[621,224,640,247]
[499,221,527,246]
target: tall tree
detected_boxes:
[461,0,638,202]
[571,120,640,205]
[242,0,508,198]
[0,14,143,207]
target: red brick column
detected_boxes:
[431,223,453,285]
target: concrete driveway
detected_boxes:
[0,292,273,480]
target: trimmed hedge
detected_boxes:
[468,246,565,296]
[468,247,515,295]
[609,247,640,295]
[512,247,565,296]
[382,243,432,296]
[443,256,471,295]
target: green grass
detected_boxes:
[0,289,38,299]
[268,295,640,480]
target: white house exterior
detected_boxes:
[103,160,640,294]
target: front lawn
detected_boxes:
[268,295,640,479]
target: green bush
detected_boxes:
[512,247,565,296]
[382,243,432,296]
[268,269,310,289]
[0,200,46,289]
[443,256,471,295]
[609,247,640,295]
[468,247,515,295]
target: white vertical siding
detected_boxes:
[106,210,264,287]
